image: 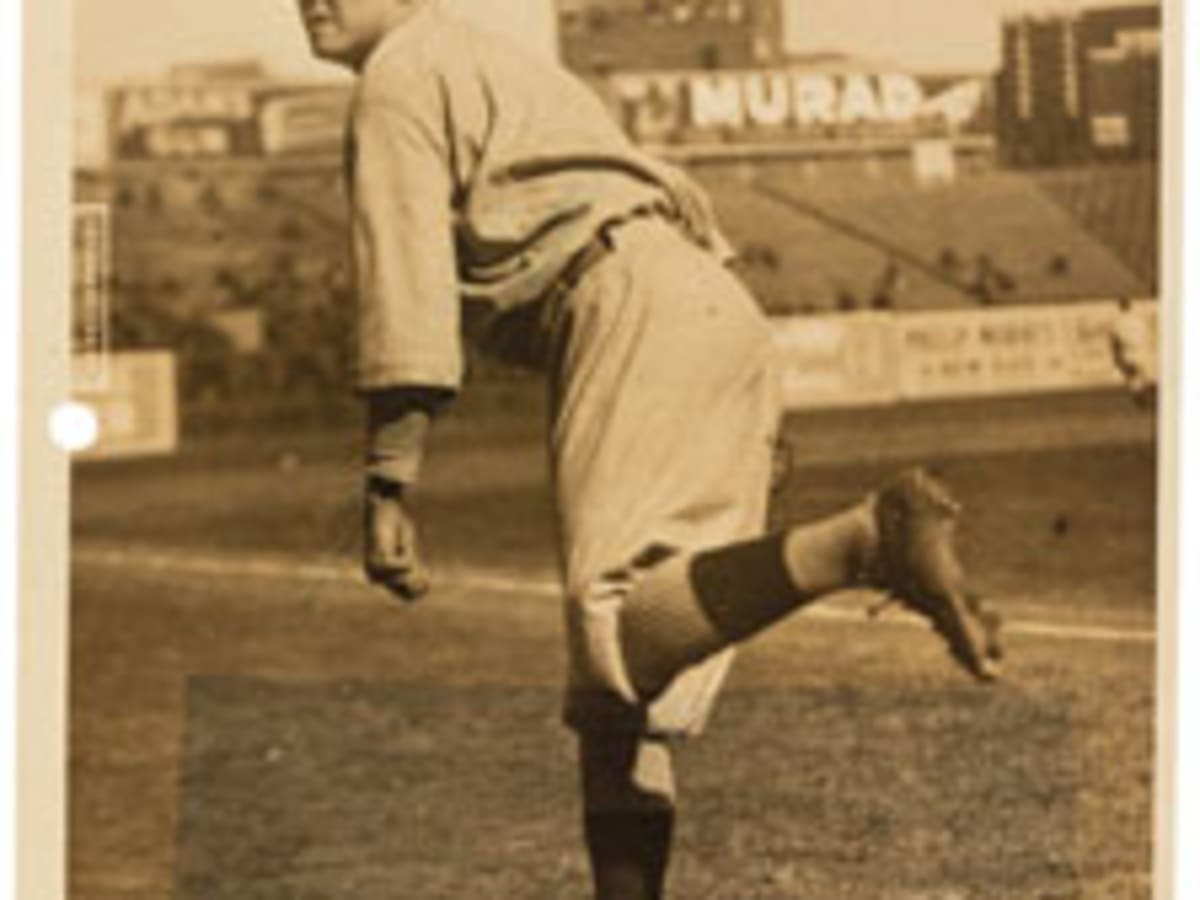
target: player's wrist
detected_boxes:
[365,451,423,488]
[366,472,409,500]
[364,385,452,488]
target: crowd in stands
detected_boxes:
[734,241,1075,313]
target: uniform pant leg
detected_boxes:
[547,219,781,809]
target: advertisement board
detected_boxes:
[109,82,350,161]
[894,301,1154,399]
[607,65,993,148]
[773,314,898,409]
[774,300,1157,409]
[73,352,179,459]
[104,60,991,163]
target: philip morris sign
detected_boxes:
[606,66,993,146]
[893,302,1154,399]
[771,300,1157,410]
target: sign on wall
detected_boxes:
[774,314,898,409]
[109,83,351,161]
[608,67,993,146]
[773,300,1157,409]
[73,352,179,459]
[893,302,1153,399]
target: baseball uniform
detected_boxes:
[347,0,779,806]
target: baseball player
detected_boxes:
[1109,297,1156,408]
[296,1,1001,897]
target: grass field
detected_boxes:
[69,390,1158,899]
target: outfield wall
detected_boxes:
[774,299,1157,409]
[70,303,1155,458]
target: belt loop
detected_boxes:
[552,202,664,305]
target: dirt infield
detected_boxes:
[68,390,1158,898]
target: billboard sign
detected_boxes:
[773,314,898,409]
[608,66,993,146]
[258,88,352,157]
[893,302,1153,399]
[73,352,179,459]
[109,82,351,161]
[773,300,1157,409]
[112,83,261,159]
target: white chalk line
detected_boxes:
[882,869,1153,899]
[72,544,1156,646]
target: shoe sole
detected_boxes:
[922,588,1001,681]
[875,469,1002,682]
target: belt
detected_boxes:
[548,202,669,301]
[496,202,669,371]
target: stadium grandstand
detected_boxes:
[696,159,1150,313]
[1031,162,1158,288]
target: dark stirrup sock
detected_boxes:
[584,809,675,900]
[619,505,878,698]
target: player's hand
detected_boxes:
[364,478,431,603]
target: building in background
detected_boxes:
[995,3,1159,166]
[995,14,1088,166]
[559,0,785,75]
[1077,3,1160,160]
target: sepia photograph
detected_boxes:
[19,0,1181,896]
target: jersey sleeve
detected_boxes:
[350,92,463,393]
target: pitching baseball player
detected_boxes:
[296,1,1001,897]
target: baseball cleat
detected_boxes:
[868,468,1003,682]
